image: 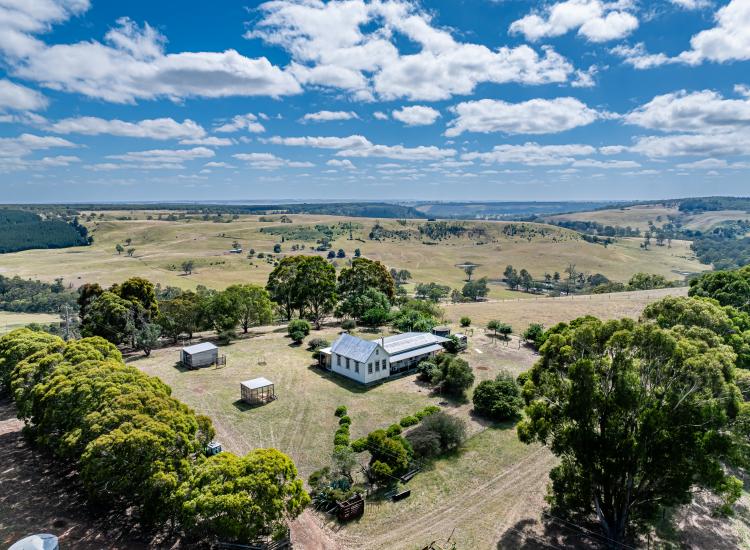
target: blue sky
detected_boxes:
[1,0,749,202]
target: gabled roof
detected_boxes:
[182,342,218,354]
[331,333,379,363]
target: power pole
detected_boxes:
[60,304,74,341]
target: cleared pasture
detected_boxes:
[0,311,61,334]
[0,214,704,300]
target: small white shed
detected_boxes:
[181,342,219,368]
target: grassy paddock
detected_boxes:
[0,312,61,334]
[0,213,704,300]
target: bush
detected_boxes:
[433,356,474,397]
[736,369,750,401]
[386,423,403,436]
[406,425,442,459]
[339,415,351,426]
[415,405,440,420]
[460,316,471,327]
[217,329,235,344]
[472,372,523,421]
[334,426,350,447]
[416,360,437,382]
[361,307,391,327]
[522,323,545,349]
[399,415,419,428]
[307,337,330,351]
[290,330,305,344]
[341,319,356,330]
[351,437,367,452]
[288,319,311,338]
[334,405,348,417]
[370,460,393,484]
[421,412,466,452]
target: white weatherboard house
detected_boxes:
[320,332,449,385]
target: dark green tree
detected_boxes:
[517,316,741,545]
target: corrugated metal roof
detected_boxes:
[331,333,379,363]
[389,343,444,363]
[182,342,218,354]
[382,332,449,355]
[241,377,274,390]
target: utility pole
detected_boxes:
[60,304,74,341]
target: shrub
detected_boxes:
[361,307,390,327]
[386,423,402,437]
[350,437,367,452]
[472,372,523,421]
[341,319,356,330]
[416,360,437,382]
[421,412,466,452]
[370,460,393,484]
[736,369,750,401]
[334,426,350,447]
[290,331,305,344]
[406,425,442,459]
[307,337,330,351]
[288,319,311,337]
[433,356,474,397]
[460,316,471,327]
[416,405,440,420]
[522,323,545,349]
[334,405,348,417]
[338,415,351,426]
[217,329,235,344]
[399,415,419,428]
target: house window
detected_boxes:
[337,355,341,366]
[375,349,379,355]
[346,358,350,370]
[355,362,360,373]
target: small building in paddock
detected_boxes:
[241,377,276,405]
[206,441,222,456]
[180,342,219,368]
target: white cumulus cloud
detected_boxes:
[47,116,206,140]
[392,105,441,126]
[302,110,358,122]
[445,97,604,137]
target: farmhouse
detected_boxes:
[319,332,449,385]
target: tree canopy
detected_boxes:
[517,315,741,544]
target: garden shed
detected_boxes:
[241,377,276,405]
[181,342,219,368]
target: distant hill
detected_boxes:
[413,201,619,219]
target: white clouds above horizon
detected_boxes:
[509,0,638,43]
[47,116,206,140]
[267,134,455,161]
[445,97,604,137]
[614,0,750,68]
[214,113,266,134]
[4,15,301,104]
[249,0,575,102]
[462,143,596,166]
[0,79,48,112]
[392,105,441,126]
[233,152,314,169]
[302,110,358,122]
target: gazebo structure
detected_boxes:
[240,377,276,405]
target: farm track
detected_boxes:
[298,446,557,550]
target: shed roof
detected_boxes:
[331,333,379,363]
[381,332,449,355]
[182,342,217,354]
[241,377,274,390]
[389,343,445,363]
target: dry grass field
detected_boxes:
[548,204,680,228]
[443,286,689,330]
[0,312,61,334]
[548,203,749,233]
[0,212,705,301]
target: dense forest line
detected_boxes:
[0,209,92,253]
[678,196,750,213]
